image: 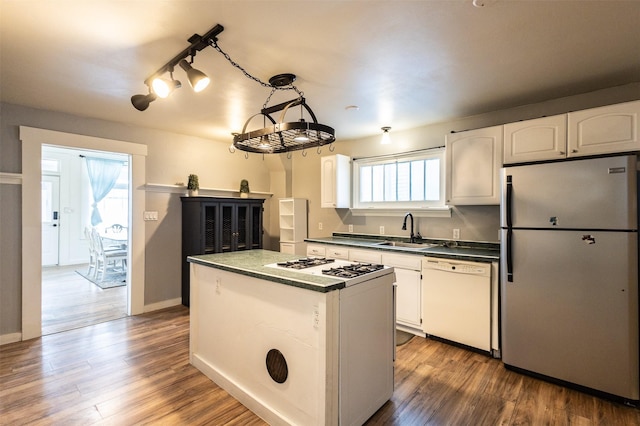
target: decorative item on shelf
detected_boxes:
[239,179,250,198]
[187,174,199,196]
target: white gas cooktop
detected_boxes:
[264,257,393,286]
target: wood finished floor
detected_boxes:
[1,306,638,425]
[42,264,127,336]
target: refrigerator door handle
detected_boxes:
[505,174,513,282]
[506,175,513,228]
[506,228,513,282]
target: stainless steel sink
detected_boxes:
[376,241,439,249]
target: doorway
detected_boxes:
[21,126,147,341]
[41,174,60,266]
[41,146,130,335]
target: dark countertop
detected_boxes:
[188,250,347,293]
[305,233,500,262]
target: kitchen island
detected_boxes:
[188,250,396,426]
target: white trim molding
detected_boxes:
[20,126,148,340]
[0,172,22,185]
[350,207,452,218]
[0,332,22,346]
[144,297,183,313]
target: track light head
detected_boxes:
[151,77,181,98]
[179,59,210,92]
[131,92,157,111]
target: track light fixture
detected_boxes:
[131,24,223,110]
[131,23,335,154]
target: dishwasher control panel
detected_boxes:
[422,258,490,276]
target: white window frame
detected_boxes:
[351,148,450,217]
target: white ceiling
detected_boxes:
[1,1,639,143]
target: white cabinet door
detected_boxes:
[321,154,350,208]
[394,268,422,328]
[568,100,640,158]
[503,114,567,164]
[381,252,422,329]
[446,125,503,205]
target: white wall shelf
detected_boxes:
[144,183,272,199]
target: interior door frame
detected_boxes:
[21,126,147,340]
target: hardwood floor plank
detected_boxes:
[2,306,639,425]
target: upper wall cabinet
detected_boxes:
[446,125,503,205]
[567,100,640,158]
[503,114,567,164]
[504,101,640,164]
[321,154,351,208]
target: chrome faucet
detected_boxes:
[402,213,421,243]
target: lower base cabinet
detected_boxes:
[312,244,424,334]
[381,252,423,335]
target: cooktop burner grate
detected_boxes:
[322,263,385,278]
[276,257,336,269]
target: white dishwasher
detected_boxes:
[422,257,491,352]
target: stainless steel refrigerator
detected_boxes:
[500,154,639,402]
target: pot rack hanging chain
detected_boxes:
[209,39,304,108]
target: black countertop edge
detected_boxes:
[305,234,500,263]
[187,253,346,293]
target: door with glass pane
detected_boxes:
[42,174,60,266]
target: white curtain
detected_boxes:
[85,157,124,226]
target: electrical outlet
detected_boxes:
[380,226,385,235]
[318,222,323,230]
[348,224,353,232]
[453,228,460,239]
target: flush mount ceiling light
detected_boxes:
[131,24,223,111]
[381,126,392,145]
[232,73,335,155]
[132,23,335,155]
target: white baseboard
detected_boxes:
[0,332,22,346]
[144,298,182,313]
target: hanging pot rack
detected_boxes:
[233,94,336,154]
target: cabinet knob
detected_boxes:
[572,149,578,153]
[559,151,565,155]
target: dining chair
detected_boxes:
[91,228,127,282]
[85,227,98,278]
